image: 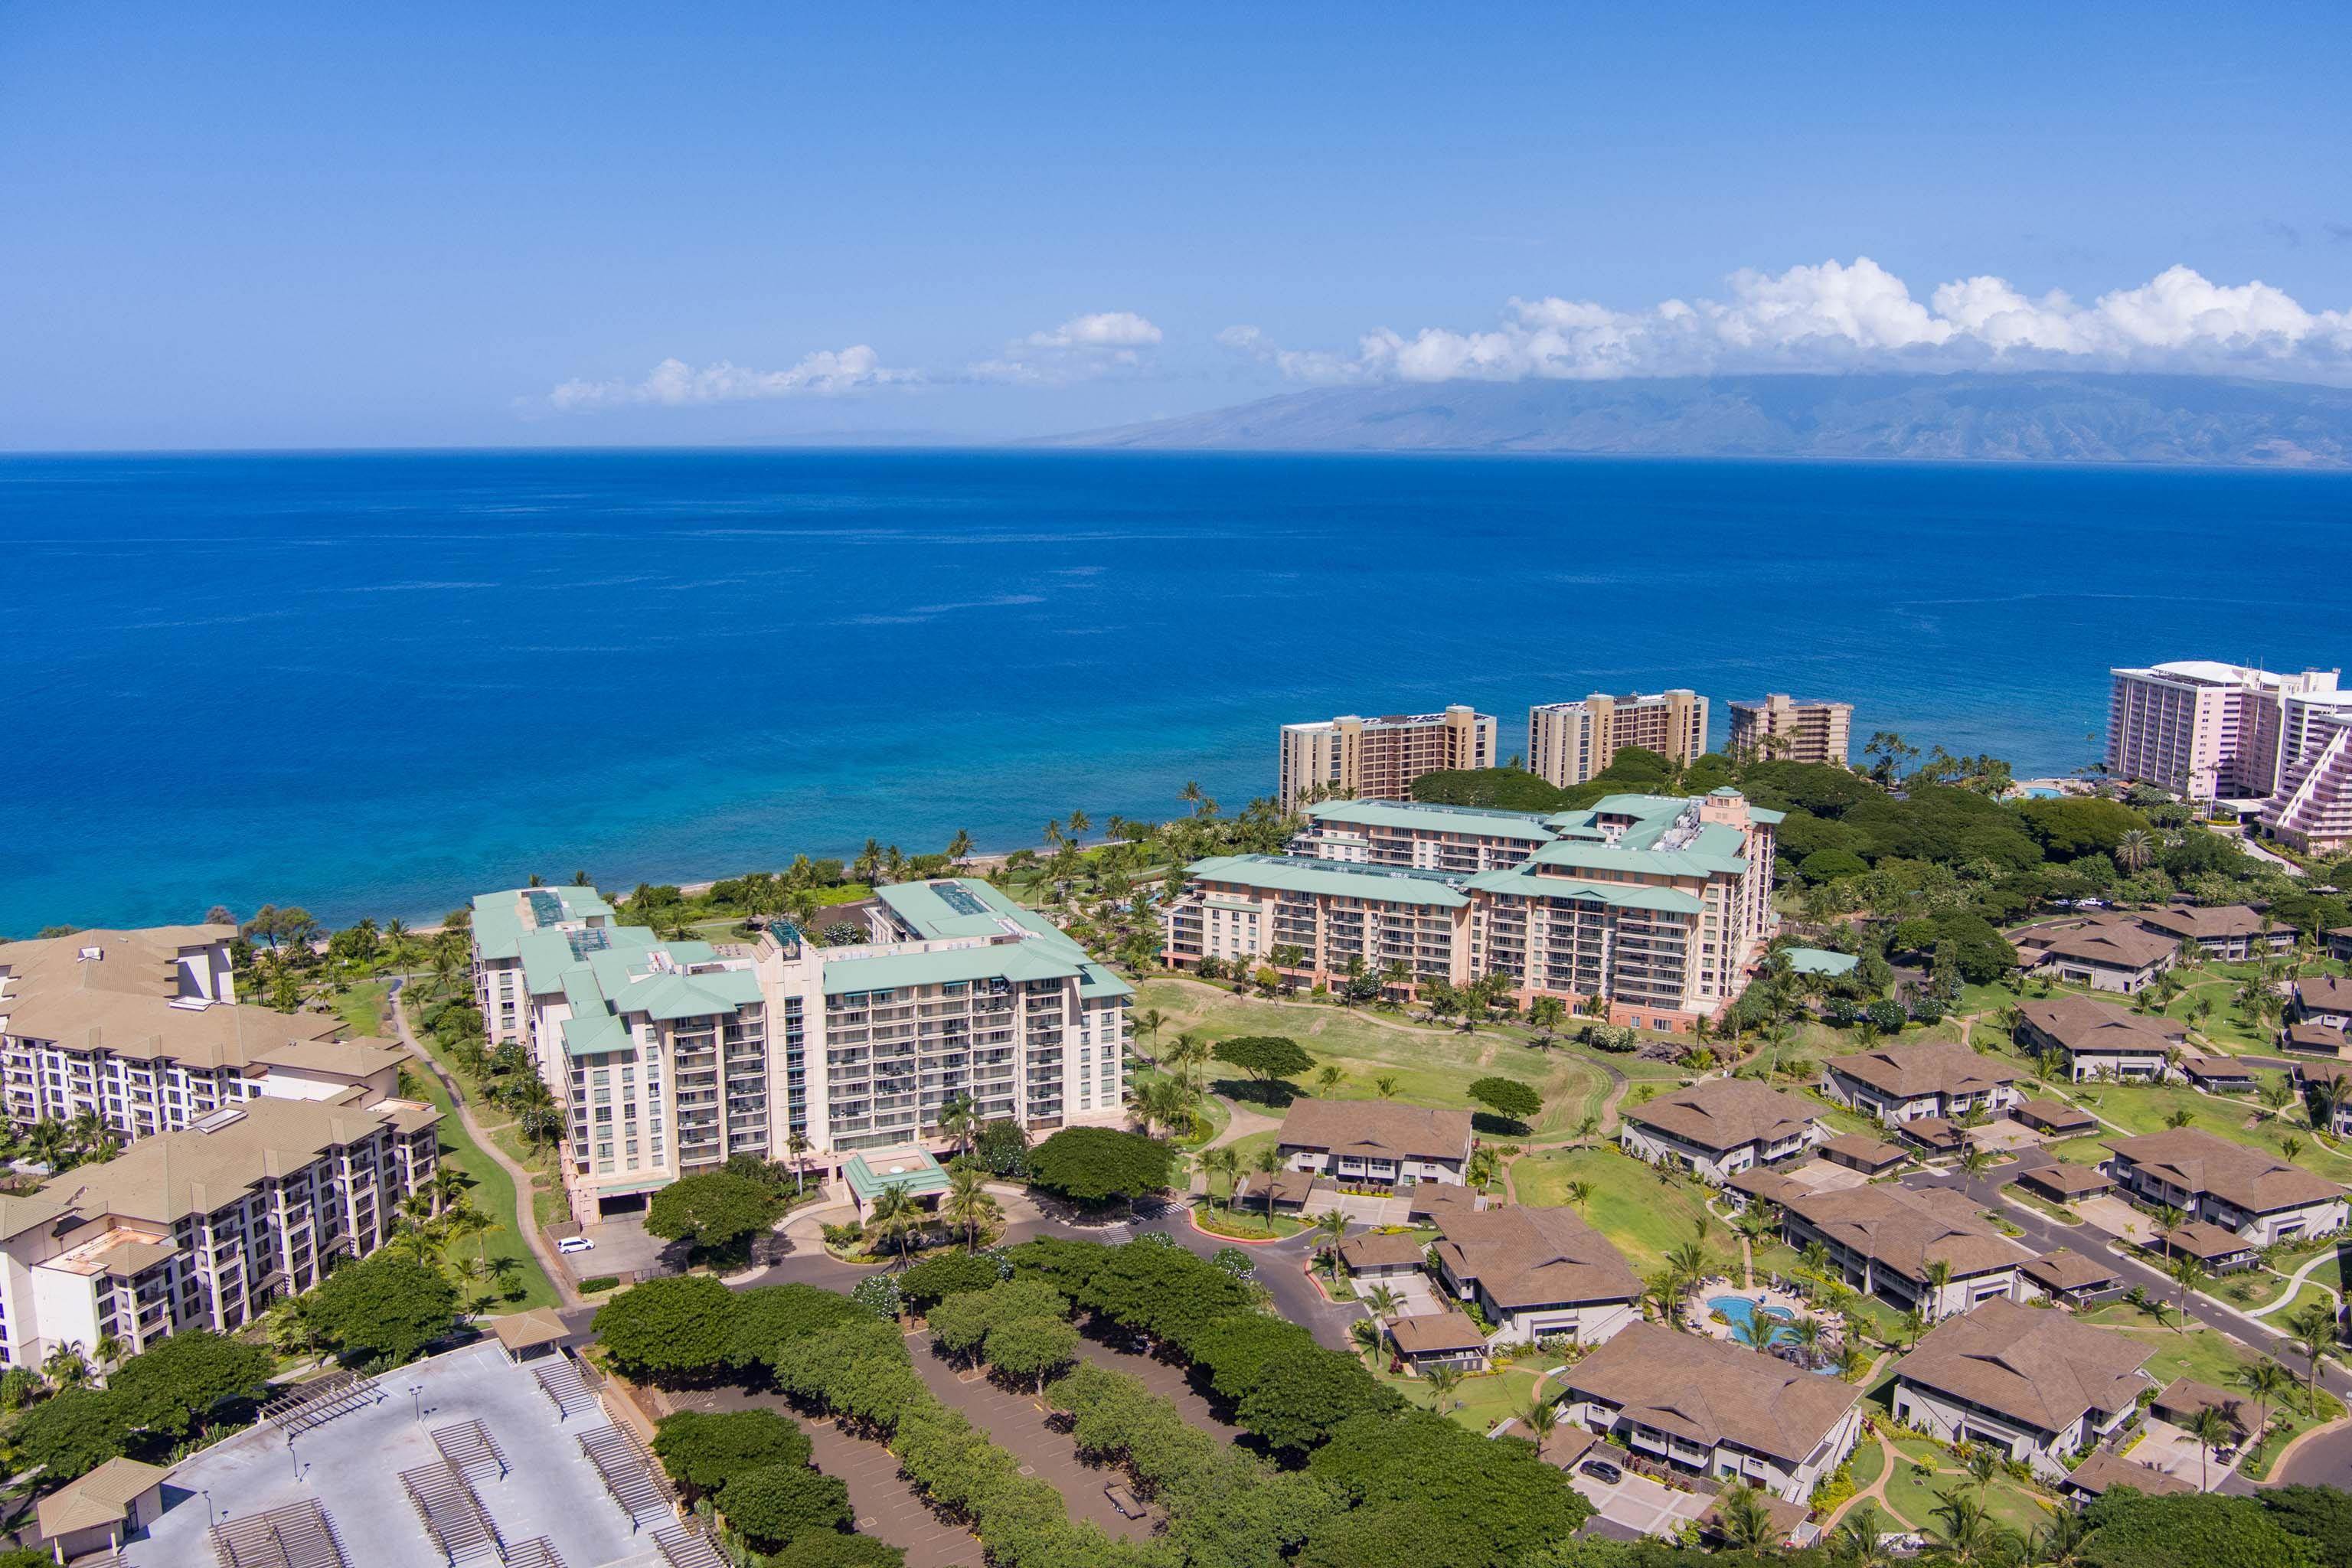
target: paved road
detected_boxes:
[1901,1155,2349,1489]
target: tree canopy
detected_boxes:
[1211,1035,1315,1085]
[727,1282,873,1373]
[1024,1126,1174,1205]
[646,1170,783,1256]
[108,1330,272,1436]
[593,1273,737,1377]
[2080,1488,2317,1568]
[722,1463,854,1553]
[304,1252,459,1365]
[1234,1348,1401,1454]
[652,1408,812,1501]
[1466,1076,1540,1125]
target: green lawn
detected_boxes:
[1138,978,1615,1138]
[1847,1432,1887,1494]
[1377,1361,1542,1433]
[2074,1308,2345,1478]
[401,1057,562,1312]
[2056,1080,2352,1184]
[328,978,394,1036]
[1510,1145,1716,1276]
[1880,1436,2056,1538]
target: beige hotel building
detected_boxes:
[1527,690,1708,787]
[1277,705,1498,808]
[1728,694,1854,767]
[1165,789,1782,1033]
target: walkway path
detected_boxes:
[388,975,579,1309]
[1821,1429,1913,1534]
[2246,1248,2346,1319]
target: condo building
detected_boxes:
[1728,694,1854,768]
[470,885,617,1046]
[478,877,1131,1222]
[1276,706,1497,808]
[1289,800,1553,872]
[1164,789,1781,1031]
[2105,661,2347,801]
[0,926,414,1144]
[2262,706,2352,852]
[0,1095,441,1370]
[1527,690,1708,787]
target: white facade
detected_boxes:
[2106,661,2344,802]
[1617,1116,1823,1184]
[1562,1393,1862,1505]
[1892,1378,2133,1481]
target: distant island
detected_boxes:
[1040,371,2352,468]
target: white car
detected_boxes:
[557,1236,595,1255]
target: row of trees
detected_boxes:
[651,1409,894,1564]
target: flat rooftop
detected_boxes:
[126,1341,663,1568]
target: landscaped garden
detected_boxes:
[1508,1145,1716,1276]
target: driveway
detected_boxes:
[2134,1416,2233,1489]
[2073,1194,2155,1243]
[1570,1464,1711,1538]
[1968,1117,2050,1153]
[1329,1191,1413,1226]
[566,1214,671,1280]
[1779,1159,1869,1194]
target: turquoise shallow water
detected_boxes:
[3,449,2347,933]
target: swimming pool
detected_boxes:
[1707,1294,1795,1344]
[2020,786,2064,799]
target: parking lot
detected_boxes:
[1568,1460,1712,1538]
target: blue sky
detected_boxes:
[5,3,2350,448]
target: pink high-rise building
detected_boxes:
[2105,661,2345,801]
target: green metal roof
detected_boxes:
[1305,799,1557,841]
[1185,854,1470,909]
[469,886,616,962]
[863,877,1129,1001]
[821,940,1082,996]
[1462,865,1705,914]
[844,1149,949,1201]
[1782,946,1859,977]
[1521,838,1744,880]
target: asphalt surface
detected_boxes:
[1903,1151,2350,1490]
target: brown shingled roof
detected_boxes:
[2033,923,2180,971]
[1338,1231,1427,1270]
[2160,1220,2260,1262]
[2135,905,2277,942]
[1622,1078,1821,1155]
[1894,1298,2153,1435]
[1563,1321,1864,1465]
[1821,1131,1909,1169]
[1823,1040,2017,1100]
[1276,1098,1474,1163]
[2013,1098,2097,1135]
[2016,994,2183,1057]
[1387,1307,1487,1355]
[2014,1161,2115,1200]
[2020,1249,2120,1292]
[2298,976,2352,1013]
[1432,1204,1640,1309]
[2062,1449,2194,1498]
[2105,1127,2347,1215]
[1782,1182,2033,1282]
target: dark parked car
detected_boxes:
[1579,1458,1624,1485]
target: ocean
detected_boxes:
[5,449,2348,934]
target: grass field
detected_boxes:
[397,991,563,1312]
[2051,1080,2352,1183]
[2076,1306,2345,1478]
[1377,1361,1542,1433]
[1879,1435,2056,1538]
[1138,978,1621,1137]
[1509,1145,1715,1276]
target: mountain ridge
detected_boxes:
[1034,372,2352,469]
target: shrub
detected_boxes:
[593,1274,736,1377]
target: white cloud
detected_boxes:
[969,311,1165,385]
[548,345,916,411]
[1220,260,2352,384]
[1027,311,1162,349]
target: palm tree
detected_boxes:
[1833,1501,1890,1566]
[786,1129,812,1195]
[1201,1145,1241,1211]
[1921,1259,1955,1321]
[1311,1207,1350,1269]
[1348,1317,1384,1365]
[1713,1483,1778,1558]
[936,1094,979,1158]
[943,1165,1001,1252]
[1133,1008,1166,1061]
[2027,1508,2088,1568]
[429,1164,468,1219]
[1787,1314,1828,1369]
[866,1186,923,1266]
[2285,1298,2339,1411]
[1364,1284,1401,1316]
[1664,1240,1712,1323]
[1373,1074,1400,1100]
[1563,1180,1594,1214]
[2165,1252,2208,1333]
[1927,1483,2005,1564]
[1527,995,1567,1045]
[1521,1394,1560,1451]
[1314,1064,1346,1096]
[2185,1404,2239,1492]
[1955,1145,1995,1183]
[946,828,974,866]
[2241,1357,2294,1450]
[42,1342,87,1390]
[1423,1362,1465,1413]
[1244,1144,1285,1224]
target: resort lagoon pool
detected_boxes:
[1707,1294,1796,1344]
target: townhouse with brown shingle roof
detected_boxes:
[1779,1182,2037,1319]
[2131,903,2295,962]
[2017,921,2179,995]
[1618,1077,1824,1183]
[1429,1204,1640,1344]
[1555,1321,1867,1503]
[1819,1040,2020,1125]
[2102,1127,2348,1245]
[2014,994,2185,1084]
[1891,1298,2155,1478]
[1275,1098,1475,1187]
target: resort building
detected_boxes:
[469,886,618,1045]
[1167,791,1782,1031]
[0,924,413,1144]
[1618,1079,1824,1183]
[1527,690,1708,788]
[2101,1129,2348,1245]
[2264,708,2352,851]
[2015,921,2177,995]
[1276,706,1498,808]
[1273,1099,1473,1187]
[1778,1183,2035,1319]
[2129,904,2294,962]
[2295,976,2352,1032]
[1728,694,1854,768]
[1429,1204,1642,1345]
[1818,1040,2021,1126]
[1556,1322,1867,1504]
[1289,799,1553,872]
[2105,661,2346,802]
[2013,995,2187,1083]
[484,875,1130,1222]
[0,1095,441,1370]
[1890,1298,2154,1478]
